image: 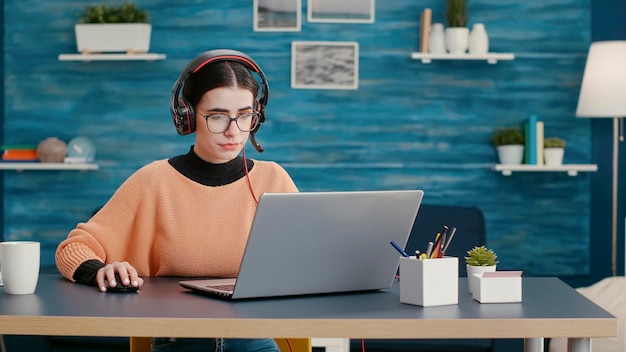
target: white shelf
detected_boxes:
[410,52,515,64]
[0,162,99,171]
[493,164,597,176]
[58,53,166,61]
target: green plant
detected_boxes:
[78,2,149,24]
[491,127,525,146]
[544,137,566,148]
[465,245,499,266]
[446,0,467,28]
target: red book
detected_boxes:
[2,149,38,160]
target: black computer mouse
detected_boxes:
[106,273,139,293]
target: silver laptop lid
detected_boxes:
[230,190,424,299]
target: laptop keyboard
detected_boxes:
[206,284,235,292]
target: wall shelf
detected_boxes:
[58,53,166,61]
[410,52,515,64]
[0,162,99,171]
[493,164,597,176]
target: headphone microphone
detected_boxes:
[170,49,269,153]
[250,134,264,153]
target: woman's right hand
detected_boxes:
[95,261,144,292]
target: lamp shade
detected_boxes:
[576,40,626,118]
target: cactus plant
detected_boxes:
[446,0,467,28]
[465,245,499,266]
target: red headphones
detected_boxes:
[170,49,269,152]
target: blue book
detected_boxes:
[527,115,537,164]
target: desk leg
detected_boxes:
[524,338,544,352]
[567,338,591,352]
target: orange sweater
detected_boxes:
[55,159,298,281]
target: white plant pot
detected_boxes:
[544,148,565,166]
[466,264,496,294]
[445,27,469,54]
[75,23,152,54]
[496,145,524,165]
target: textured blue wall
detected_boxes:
[3,0,592,275]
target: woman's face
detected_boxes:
[193,86,255,164]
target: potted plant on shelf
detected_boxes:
[465,245,499,294]
[445,0,469,54]
[491,127,525,165]
[74,2,151,54]
[544,137,566,166]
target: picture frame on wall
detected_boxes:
[307,0,375,23]
[254,0,302,32]
[291,41,359,90]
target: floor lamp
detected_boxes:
[576,40,626,277]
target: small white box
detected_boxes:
[472,271,523,303]
[399,256,458,307]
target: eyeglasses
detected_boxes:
[199,111,260,134]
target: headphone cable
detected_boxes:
[242,147,259,205]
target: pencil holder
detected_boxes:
[399,256,458,307]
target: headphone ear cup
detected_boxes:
[172,97,196,135]
[251,100,265,134]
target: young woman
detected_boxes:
[56,49,298,352]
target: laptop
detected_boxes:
[179,190,424,299]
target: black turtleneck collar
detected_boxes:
[168,146,254,186]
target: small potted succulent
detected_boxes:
[544,137,566,166]
[74,2,152,54]
[445,0,469,54]
[491,127,525,165]
[465,245,499,294]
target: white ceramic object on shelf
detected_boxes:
[75,23,151,54]
[429,23,446,54]
[466,264,496,294]
[469,23,489,54]
[445,27,469,54]
[544,148,565,166]
[496,145,524,165]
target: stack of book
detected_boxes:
[1,145,38,162]
[524,115,544,165]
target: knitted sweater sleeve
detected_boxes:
[55,163,153,282]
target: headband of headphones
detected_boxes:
[170,49,269,152]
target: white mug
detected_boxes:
[0,241,40,294]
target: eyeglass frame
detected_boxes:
[197,110,260,134]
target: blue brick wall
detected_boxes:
[2,0,591,275]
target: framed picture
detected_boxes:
[254,0,302,32]
[291,41,359,90]
[307,0,375,23]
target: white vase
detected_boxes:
[469,23,489,54]
[466,264,496,294]
[429,23,446,54]
[444,27,469,54]
[544,148,565,166]
[496,145,524,165]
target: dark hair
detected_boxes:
[182,61,260,108]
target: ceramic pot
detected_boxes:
[445,27,469,54]
[469,23,489,54]
[466,264,496,294]
[496,145,524,165]
[544,148,564,166]
[37,137,67,163]
[429,23,446,54]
